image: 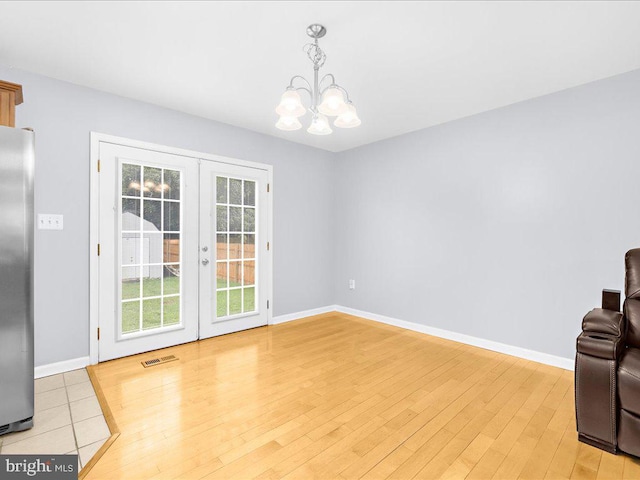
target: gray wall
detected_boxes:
[0,65,335,367]
[335,69,640,360]
[3,63,639,367]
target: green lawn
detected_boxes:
[122,276,255,333]
[122,295,180,333]
[217,286,255,317]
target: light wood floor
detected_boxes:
[86,312,640,479]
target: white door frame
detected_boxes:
[89,132,273,365]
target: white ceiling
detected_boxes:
[0,1,639,152]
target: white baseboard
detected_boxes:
[34,307,571,378]
[34,356,91,379]
[334,306,575,371]
[271,305,338,325]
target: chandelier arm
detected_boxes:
[288,75,312,91]
[319,73,336,90]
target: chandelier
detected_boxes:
[275,24,361,135]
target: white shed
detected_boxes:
[121,212,163,279]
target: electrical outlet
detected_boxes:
[349,279,355,290]
[38,214,64,230]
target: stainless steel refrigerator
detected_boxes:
[0,125,34,435]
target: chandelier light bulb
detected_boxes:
[275,89,306,118]
[275,115,302,131]
[307,113,332,135]
[318,87,348,116]
[334,103,362,128]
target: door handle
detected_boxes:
[202,259,210,266]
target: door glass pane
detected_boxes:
[229,206,242,232]
[217,291,227,317]
[122,234,141,265]
[216,262,227,289]
[243,234,255,259]
[229,179,242,205]
[122,164,141,197]
[164,268,180,295]
[229,289,242,315]
[143,274,161,297]
[216,176,227,203]
[216,234,228,260]
[164,169,180,200]
[143,200,161,230]
[216,206,227,231]
[228,261,241,287]
[143,167,162,198]
[243,208,255,232]
[215,175,259,320]
[142,234,160,265]
[243,260,255,286]
[122,199,140,229]
[164,202,180,232]
[122,267,140,300]
[243,287,255,312]
[121,163,182,335]
[243,181,255,206]
[163,234,180,263]
[122,301,140,334]
[142,298,162,330]
[163,296,180,326]
[229,234,241,259]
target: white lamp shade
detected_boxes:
[334,103,361,128]
[275,115,302,131]
[318,87,348,116]
[275,90,306,117]
[307,113,332,135]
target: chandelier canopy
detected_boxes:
[275,24,361,135]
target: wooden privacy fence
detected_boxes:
[218,243,255,284]
[216,242,255,260]
[224,261,255,285]
[163,239,255,283]
[163,239,180,263]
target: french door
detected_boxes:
[97,140,270,361]
[199,162,269,338]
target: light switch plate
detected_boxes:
[38,214,64,230]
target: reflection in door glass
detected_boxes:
[121,163,182,335]
[215,176,258,319]
[143,167,162,198]
[122,164,141,197]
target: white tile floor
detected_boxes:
[0,368,110,471]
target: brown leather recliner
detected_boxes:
[576,248,640,457]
